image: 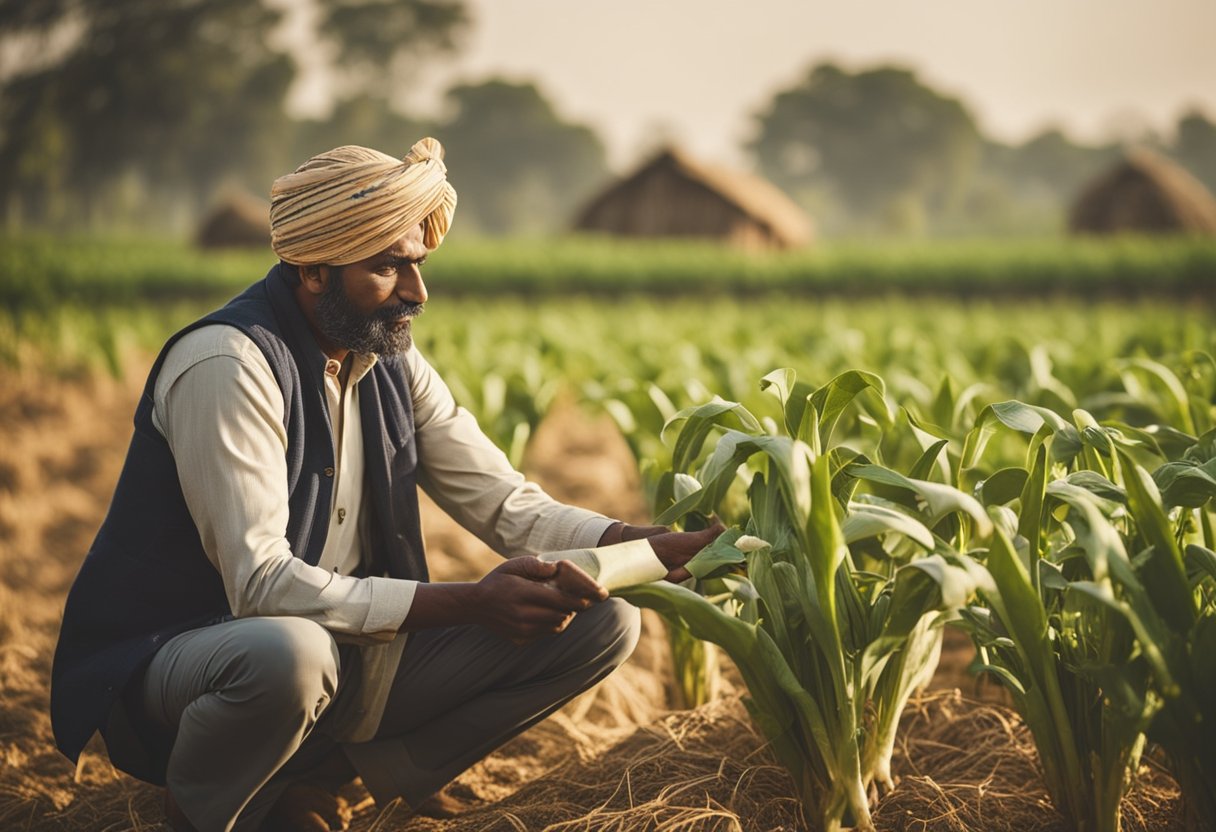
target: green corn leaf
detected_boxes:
[907,438,949,482]
[931,373,957,430]
[1153,458,1216,509]
[1067,580,1175,693]
[721,573,762,625]
[656,429,813,525]
[1057,471,1127,506]
[1017,444,1048,575]
[1099,421,1185,466]
[800,400,822,455]
[848,463,993,537]
[842,502,935,550]
[1185,428,1216,464]
[979,467,1030,506]
[1184,544,1216,589]
[665,399,763,473]
[1115,357,1197,436]
[616,580,795,731]
[1052,484,1182,696]
[647,383,678,422]
[964,400,1084,468]
[1145,425,1205,461]
[1116,448,1197,633]
[992,505,1019,540]
[809,369,886,450]
[748,471,794,553]
[760,367,815,441]
[953,381,993,429]
[865,554,978,666]
[803,453,852,708]
[686,528,747,579]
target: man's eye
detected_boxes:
[377,264,397,275]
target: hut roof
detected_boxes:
[1069,148,1216,236]
[576,146,813,248]
[196,191,272,250]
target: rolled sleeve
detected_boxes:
[364,577,418,635]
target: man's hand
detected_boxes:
[472,557,607,643]
[598,521,727,583]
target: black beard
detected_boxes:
[314,267,424,357]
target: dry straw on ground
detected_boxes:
[0,364,1186,831]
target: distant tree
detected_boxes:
[983,128,1120,203]
[0,0,468,230]
[434,79,608,235]
[1172,109,1216,194]
[319,0,469,104]
[748,63,981,232]
[291,96,435,168]
[0,0,295,228]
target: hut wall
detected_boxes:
[580,163,773,245]
[1068,151,1216,236]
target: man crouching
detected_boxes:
[50,138,720,831]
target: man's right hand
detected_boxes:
[473,557,607,642]
[401,557,607,643]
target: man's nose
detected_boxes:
[398,263,428,304]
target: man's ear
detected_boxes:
[298,264,328,296]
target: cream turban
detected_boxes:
[269,137,457,266]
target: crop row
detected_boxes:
[619,362,1215,832]
[3,235,1216,311]
[7,253,1214,829]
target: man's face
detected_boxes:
[313,224,429,357]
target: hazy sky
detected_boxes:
[291,0,1216,170]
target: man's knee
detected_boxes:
[231,617,340,715]
[574,598,642,668]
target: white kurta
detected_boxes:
[151,325,617,739]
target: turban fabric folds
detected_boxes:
[270,137,457,266]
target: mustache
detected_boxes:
[374,301,425,323]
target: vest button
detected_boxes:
[324,467,334,477]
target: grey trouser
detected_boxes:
[139,599,642,832]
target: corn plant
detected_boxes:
[956,372,1216,831]
[619,370,992,831]
[580,377,726,709]
[962,466,1162,832]
[1117,443,1216,831]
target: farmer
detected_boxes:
[50,138,720,832]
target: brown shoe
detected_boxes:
[263,781,353,832]
[409,788,466,819]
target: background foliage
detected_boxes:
[3,2,1214,237]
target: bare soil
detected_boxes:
[0,363,1184,831]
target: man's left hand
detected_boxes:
[598,521,727,583]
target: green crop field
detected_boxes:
[4,234,1215,314]
[4,235,1215,830]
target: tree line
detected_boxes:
[2,0,1214,238]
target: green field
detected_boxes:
[4,235,1216,314]
[4,234,1212,492]
[5,235,1215,830]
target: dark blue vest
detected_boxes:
[50,264,429,783]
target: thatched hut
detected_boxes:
[196,191,272,249]
[1069,149,1216,236]
[574,147,813,250]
